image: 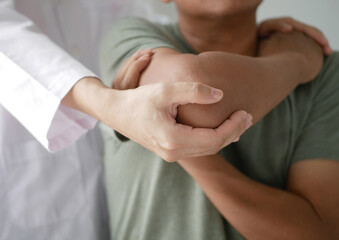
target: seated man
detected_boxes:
[99,0,339,239]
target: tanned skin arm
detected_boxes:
[138,31,323,128]
[178,156,339,240]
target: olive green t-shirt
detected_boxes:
[99,17,339,240]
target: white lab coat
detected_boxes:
[0,0,176,239]
[0,0,108,239]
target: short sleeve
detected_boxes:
[99,17,181,87]
[292,52,339,163]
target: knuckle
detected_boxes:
[161,149,176,162]
[157,84,170,99]
[215,141,224,152]
[191,82,201,100]
[161,138,178,152]
[163,154,177,163]
[158,133,179,159]
[214,132,226,149]
[112,79,120,89]
[221,136,228,147]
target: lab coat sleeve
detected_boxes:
[0,0,98,152]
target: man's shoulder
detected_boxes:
[112,17,156,29]
[311,51,339,100]
[108,17,171,37]
[319,51,339,77]
[102,16,180,51]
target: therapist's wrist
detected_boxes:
[61,76,114,121]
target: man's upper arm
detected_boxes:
[287,160,339,238]
[100,17,304,129]
[100,17,236,128]
[100,17,182,87]
[138,47,303,128]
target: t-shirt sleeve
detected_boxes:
[291,52,339,163]
[99,17,181,87]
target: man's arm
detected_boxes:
[138,31,323,128]
[0,2,248,160]
[177,52,339,239]
[259,17,332,55]
[65,50,251,161]
[178,155,339,240]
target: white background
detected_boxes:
[257,0,339,50]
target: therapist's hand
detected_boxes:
[109,83,251,162]
[109,50,251,161]
[63,51,251,162]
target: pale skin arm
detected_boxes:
[178,156,339,240]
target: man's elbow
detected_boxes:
[177,102,228,129]
[140,51,234,128]
[175,55,232,129]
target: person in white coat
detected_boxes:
[0,0,256,239]
[0,0,332,239]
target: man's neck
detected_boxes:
[178,10,258,56]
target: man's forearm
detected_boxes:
[139,49,306,128]
[177,51,306,127]
[178,155,330,240]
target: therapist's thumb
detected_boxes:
[169,82,223,105]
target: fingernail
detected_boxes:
[325,45,332,55]
[136,49,144,55]
[141,49,150,55]
[245,114,253,130]
[138,54,150,60]
[211,88,223,99]
[233,137,240,143]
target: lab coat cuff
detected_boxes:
[47,66,99,152]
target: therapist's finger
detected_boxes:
[113,49,144,88]
[113,49,152,89]
[165,82,224,106]
[160,110,251,161]
[122,49,152,72]
[218,110,252,147]
[113,50,152,89]
[118,53,152,90]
